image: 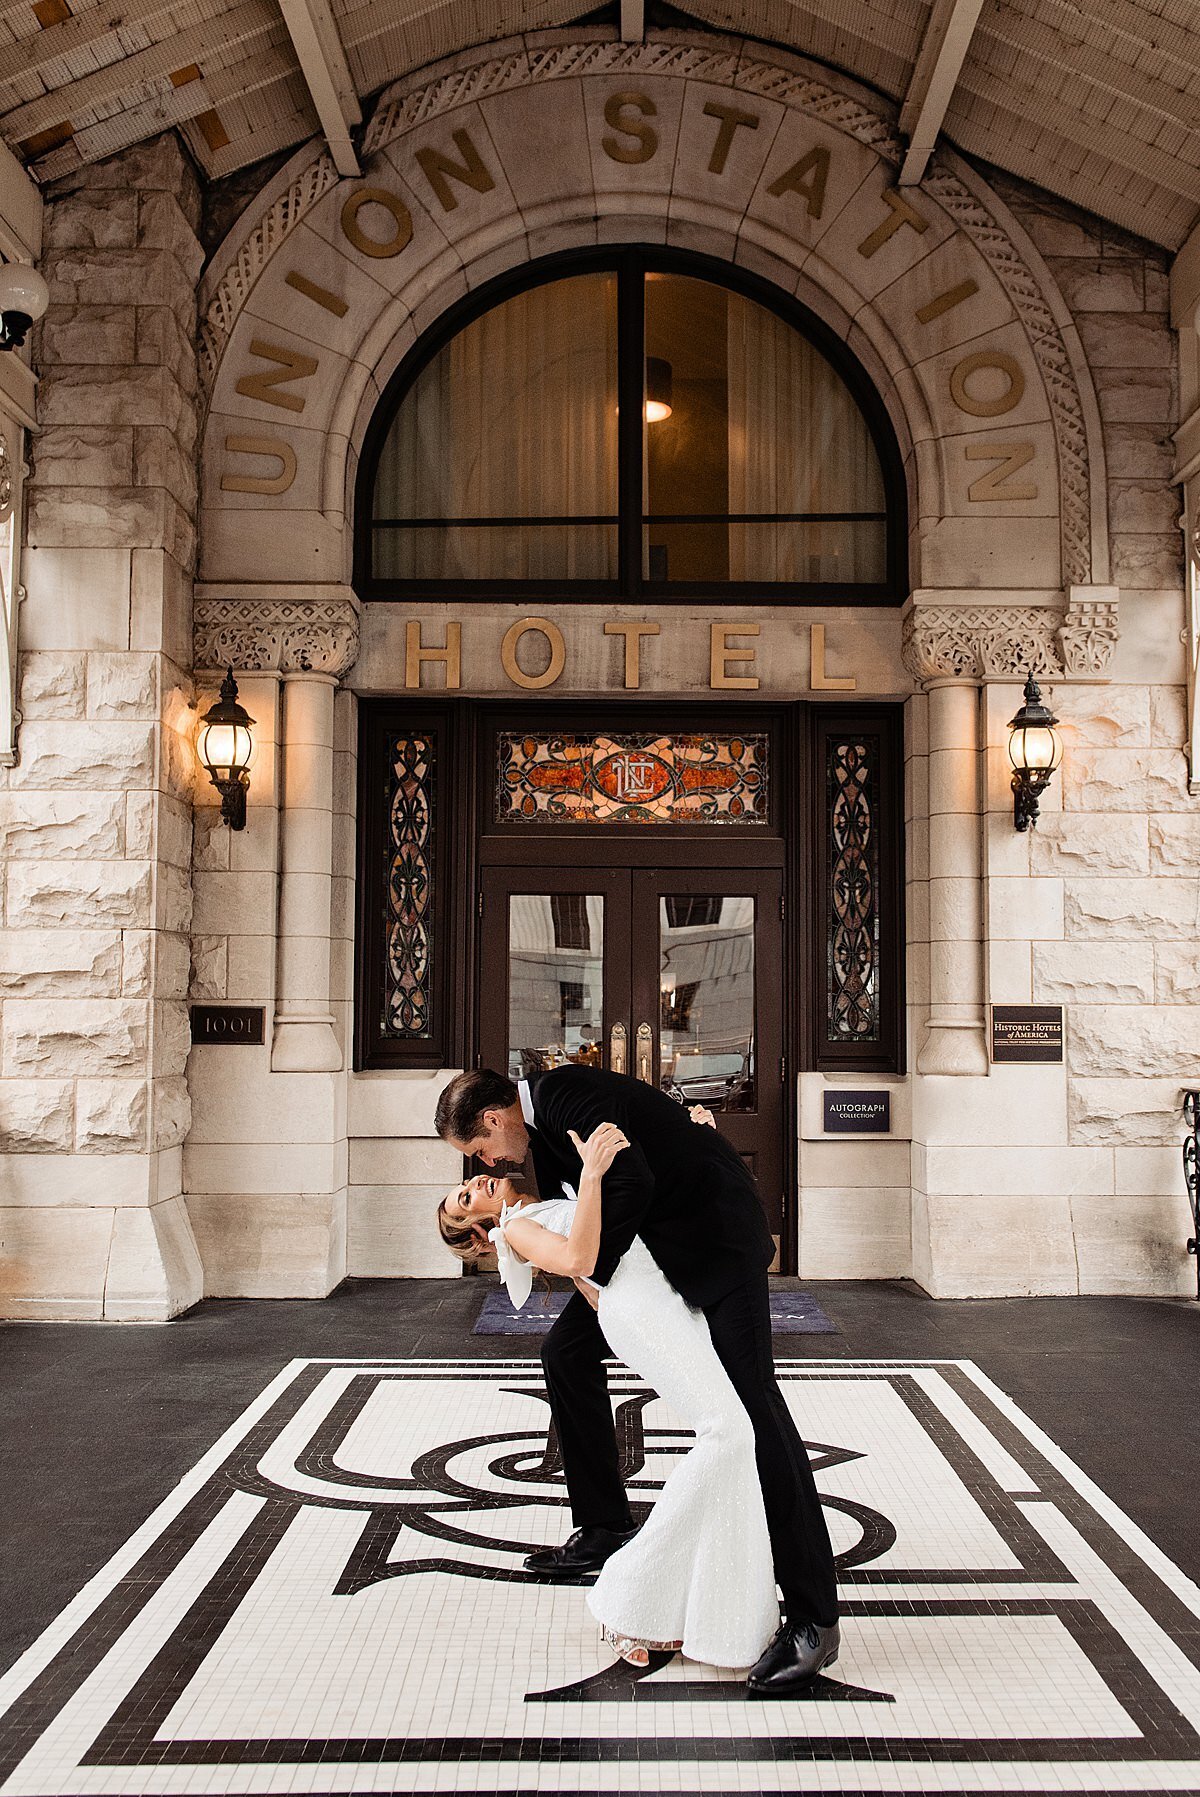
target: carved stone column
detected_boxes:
[901,589,1120,1079]
[272,671,341,1071]
[193,590,360,1075]
[918,679,989,1076]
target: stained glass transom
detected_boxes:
[497,733,768,824]
[384,735,434,1037]
[827,738,879,1042]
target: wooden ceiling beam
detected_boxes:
[898,0,986,186]
[0,0,197,84]
[276,0,361,176]
[2,0,279,140]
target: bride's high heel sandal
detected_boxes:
[601,1624,682,1669]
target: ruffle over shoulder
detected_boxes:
[488,1201,534,1310]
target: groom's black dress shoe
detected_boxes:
[746,1619,841,1694]
[524,1525,638,1577]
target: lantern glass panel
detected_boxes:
[201,721,253,779]
[1008,724,1061,773]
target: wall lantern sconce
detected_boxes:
[198,668,255,830]
[1007,673,1062,832]
[0,263,49,351]
[645,356,673,423]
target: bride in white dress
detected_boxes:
[437,1117,780,1671]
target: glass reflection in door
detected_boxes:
[507,893,605,1079]
[657,895,755,1111]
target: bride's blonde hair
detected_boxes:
[436,1194,486,1262]
[436,1186,552,1294]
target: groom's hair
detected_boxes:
[435,1068,519,1142]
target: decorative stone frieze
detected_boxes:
[902,604,1062,683]
[0,429,14,521]
[1057,588,1121,676]
[901,588,1119,684]
[196,154,339,389]
[914,163,1096,587]
[193,594,360,680]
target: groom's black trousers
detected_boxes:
[540,1270,839,1629]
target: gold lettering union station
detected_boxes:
[221,86,1039,513]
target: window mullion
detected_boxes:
[617,255,644,599]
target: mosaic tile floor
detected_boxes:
[3,1355,1200,1795]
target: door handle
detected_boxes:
[609,1021,627,1075]
[636,1021,653,1084]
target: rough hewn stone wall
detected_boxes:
[999,179,1179,595]
[966,179,1196,1294]
[0,134,204,1319]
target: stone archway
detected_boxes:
[190,28,1121,1090]
[194,30,1112,629]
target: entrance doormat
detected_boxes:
[473,1288,838,1335]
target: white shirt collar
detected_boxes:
[518,1079,536,1130]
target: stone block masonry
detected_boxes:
[908,179,1197,1300]
[0,135,204,1321]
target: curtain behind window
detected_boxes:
[373,274,618,581]
[726,296,885,583]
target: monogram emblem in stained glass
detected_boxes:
[385,735,434,1037]
[828,738,879,1041]
[497,734,768,824]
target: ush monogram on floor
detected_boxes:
[3,1358,1200,1794]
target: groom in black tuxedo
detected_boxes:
[435,1063,840,1691]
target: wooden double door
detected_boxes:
[479,860,786,1236]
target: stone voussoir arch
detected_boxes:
[196,25,1113,677]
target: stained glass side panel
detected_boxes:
[497,733,768,824]
[827,737,880,1043]
[384,735,435,1038]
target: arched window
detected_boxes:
[357,251,903,601]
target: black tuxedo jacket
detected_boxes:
[525,1065,773,1307]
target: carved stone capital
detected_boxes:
[193,592,360,680]
[1057,585,1120,678]
[901,590,1119,686]
[901,603,1062,684]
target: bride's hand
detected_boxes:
[689,1105,716,1128]
[568,1121,630,1175]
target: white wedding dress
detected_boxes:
[492,1196,780,1668]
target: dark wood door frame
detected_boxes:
[472,700,798,1266]
[355,695,905,1273]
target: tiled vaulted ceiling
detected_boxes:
[1,0,1198,251]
